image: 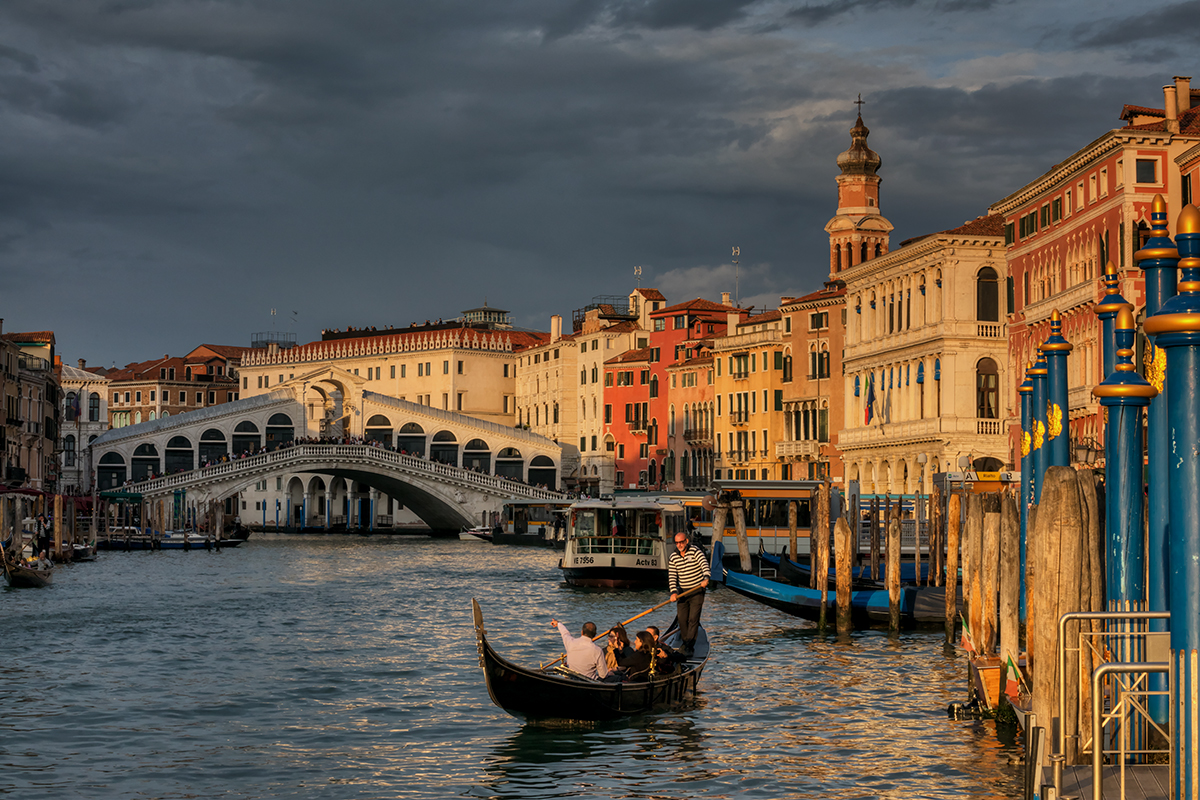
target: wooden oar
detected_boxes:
[545,585,705,668]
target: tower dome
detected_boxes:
[836,114,882,176]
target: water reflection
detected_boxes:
[0,536,1021,800]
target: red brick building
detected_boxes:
[989,76,1200,458]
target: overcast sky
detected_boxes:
[0,0,1192,369]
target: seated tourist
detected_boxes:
[618,631,657,681]
[646,625,679,673]
[604,624,633,675]
[551,618,608,680]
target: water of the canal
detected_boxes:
[0,535,1022,799]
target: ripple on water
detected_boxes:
[0,535,1021,799]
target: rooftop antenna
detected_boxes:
[633,265,642,288]
[732,247,740,307]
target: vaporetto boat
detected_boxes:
[559,497,687,589]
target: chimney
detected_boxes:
[0,318,4,335]
[78,358,86,369]
[727,312,740,331]
[721,291,731,306]
[1165,85,1180,133]
[1176,76,1192,114]
[550,314,562,342]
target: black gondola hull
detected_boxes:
[473,599,707,721]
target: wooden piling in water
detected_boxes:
[887,512,901,631]
[817,483,830,630]
[870,497,880,581]
[732,500,751,572]
[711,502,728,558]
[981,504,1001,656]
[964,494,983,648]
[931,485,943,587]
[945,493,961,641]
[835,514,853,631]
[999,492,1021,668]
[53,493,63,560]
[788,500,798,563]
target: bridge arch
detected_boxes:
[98,452,126,490]
[265,413,294,450]
[431,430,458,466]
[529,455,556,488]
[496,447,522,480]
[365,414,393,447]
[200,428,228,464]
[463,438,490,472]
[166,435,193,474]
[233,421,260,454]
[397,422,425,455]
[132,444,159,481]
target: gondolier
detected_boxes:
[668,532,708,657]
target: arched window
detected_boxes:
[65,392,78,421]
[976,358,999,419]
[977,267,999,321]
[63,434,76,466]
[89,394,100,422]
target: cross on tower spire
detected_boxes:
[854,93,864,113]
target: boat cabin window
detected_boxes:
[570,508,682,556]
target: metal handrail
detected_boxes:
[1091,662,1169,800]
[1055,610,1170,795]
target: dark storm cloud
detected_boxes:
[1068,1,1200,50]
[785,0,1002,26]
[0,0,1187,367]
[543,0,759,38]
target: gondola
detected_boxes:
[759,545,886,591]
[2,555,53,588]
[472,598,709,721]
[718,543,954,628]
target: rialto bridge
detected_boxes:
[88,367,566,532]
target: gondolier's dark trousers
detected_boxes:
[677,589,705,647]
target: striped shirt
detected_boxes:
[668,544,708,594]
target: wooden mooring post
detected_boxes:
[944,493,961,642]
[835,514,853,632]
[887,502,901,631]
[817,482,830,630]
[999,492,1020,667]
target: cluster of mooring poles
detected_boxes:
[0,491,91,562]
[1009,195,1200,798]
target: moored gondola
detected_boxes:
[2,555,53,588]
[472,598,708,721]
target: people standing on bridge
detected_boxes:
[667,532,709,658]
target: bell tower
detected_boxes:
[825,99,893,279]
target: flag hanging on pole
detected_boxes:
[864,373,875,425]
[1005,655,1021,701]
[960,615,975,654]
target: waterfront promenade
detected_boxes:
[0,535,1021,799]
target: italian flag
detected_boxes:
[959,615,975,654]
[1005,655,1021,701]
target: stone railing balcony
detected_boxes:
[776,440,819,458]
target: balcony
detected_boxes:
[976,323,1004,338]
[976,419,1003,435]
[730,411,750,425]
[731,370,750,380]
[776,440,819,458]
[682,476,709,490]
[683,428,711,444]
[628,420,649,434]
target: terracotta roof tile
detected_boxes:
[942,214,1006,237]
[634,288,667,301]
[739,309,782,327]
[653,297,740,316]
[606,347,652,365]
[2,331,55,344]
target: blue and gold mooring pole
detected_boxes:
[1042,310,1072,469]
[1093,307,1155,607]
[1137,194,1178,727]
[1018,361,1033,620]
[1143,202,1200,798]
[1094,262,1132,388]
[1029,348,1049,503]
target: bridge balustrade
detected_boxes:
[120,443,566,500]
